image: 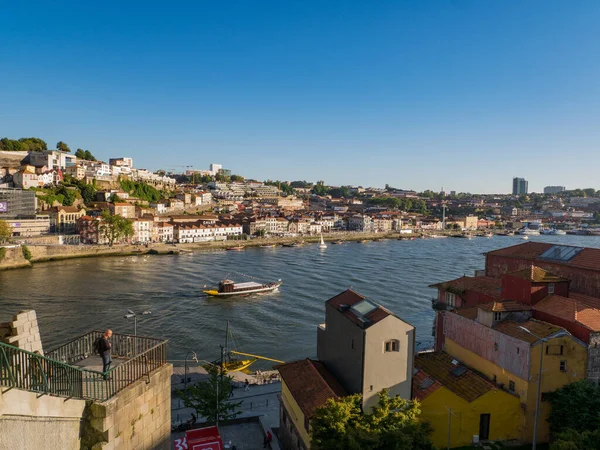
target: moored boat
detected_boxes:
[331,240,344,245]
[203,279,282,296]
[260,244,277,248]
[226,245,244,251]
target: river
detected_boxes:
[1,235,598,368]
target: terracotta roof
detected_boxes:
[414,352,494,403]
[51,206,81,213]
[486,242,553,259]
[277,359,347,419]
[326,289,396,329]
[412,369,442,401]
[430,276,502,299]
[508,266,569,283]
[487,242,600,272]
[493,319,563,343]
[479,300,532,313]
[534,293,600,332]
[113,202,131,207]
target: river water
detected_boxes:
[1,235,598,368]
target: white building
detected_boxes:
[175,223,243,243]
[209,164,222,175]
[132,218,153,243]
[29,150,77,171]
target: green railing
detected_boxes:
[1,331,168,402]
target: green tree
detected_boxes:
[80,184,97,204]
[56,141,70,152]
[75,148,85,159]
[551,429,600,450]
[312,181,329,196]
[83,150,96,161]
[0,220,11,243]
[311,390,434,450]
[230,174,245,182]
[99,210,134,246]
[178,365,242,425]
[0,137,47,152]
[290,180,312,189]
[548,380,600,434]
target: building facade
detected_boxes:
[543,186,566,194]
[512,177,528,195]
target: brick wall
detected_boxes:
[81,364,173,450]
[0,310,43,355]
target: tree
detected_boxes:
[83,150,96,161]
[75,148,85,159]
[99,210,134,246]
[311,390,434,450]
[230,174,245,182]
[312,181,329,196]
[56,141,70,152]
[80,184,97,204]
[0,137,47,152]
[548,380,600,435]
[178,365,242,425]
[551,428,600,450]
[0,220,11,243]
[56,186,78,206]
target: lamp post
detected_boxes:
[518,325,547,450]
[124,310,152,336]
[184,351,199,391]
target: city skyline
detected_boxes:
[2,2,600,192]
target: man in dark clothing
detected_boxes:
[263,431,272,448]
[99,329,112,380]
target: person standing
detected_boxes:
[99,329,112,380]
[263,431,272,448]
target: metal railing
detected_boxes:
[45,330,166,365]
[1,331,168,402]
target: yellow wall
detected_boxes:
[280,380,312,449]
[445,335,587,443]
[420,386,520,448]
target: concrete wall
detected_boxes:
[81,363,173,450]
[0,310,44,355]
[0,386,86,450]
[362,315,414,411]
[0,246,31,270]
[317,303,364,395]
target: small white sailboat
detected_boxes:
[318,234,328,249]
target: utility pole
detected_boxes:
[444,405,457,449]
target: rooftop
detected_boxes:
[429,276,502,299]
[277,358,347,419]
[486,242,600,272]
[493,319,563,343]
[479,300,532,313]
[534,293,600,332]
[414,352,496,403]
[326,289,396,329]
[507,265,569,283]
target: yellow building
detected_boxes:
[277,358,347,450]
[414,351,520,448]
[442,307,588,444]
[48,205,86,233]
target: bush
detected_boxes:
[0,247,6,260]
[21,245,32,261]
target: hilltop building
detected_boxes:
[512,177,528,195]
[543,186,566,194]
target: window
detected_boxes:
[560,360,567,372]
[446,292,456,307]
[385,339,400,352]
[517,347,520,354]
[509,381,515,392]
[548,283,555,294]
[493,312,502,321]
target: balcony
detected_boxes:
[1,330,167,402]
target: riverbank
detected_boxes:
[0,230,499,271]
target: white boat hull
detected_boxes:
[204,283,282,297]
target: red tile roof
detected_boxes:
[412,369,442,401]
[534,293,600,332]
[277,359,348,419]
[414,352,495,403]
[454,306,479,320]
[326,289,395,329]
[430,276,502,299]
[487,242,600,272]
[508,266,569,283]
[493,319,563,343]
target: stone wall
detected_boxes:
[0,246,31,270]
[0,310,43,355]
[588,332,600,383]
[0,387,86,450]
[82,364,173,450]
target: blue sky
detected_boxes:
[1,1,599,193]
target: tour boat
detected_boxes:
[226,245,244,251]
[203,279,282,297]
[318,234,327,249]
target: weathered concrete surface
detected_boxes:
[82,364,173,450]
[0,246,31,270]
[0,387,86,450]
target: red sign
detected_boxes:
[186,426,223,450]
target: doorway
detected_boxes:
[479,413,490,440]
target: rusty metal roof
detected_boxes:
[429,276,502,299]
[534,293,600,332]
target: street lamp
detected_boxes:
[123,310,152,336]
[518,325,548,450]
[184,351,199,391]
